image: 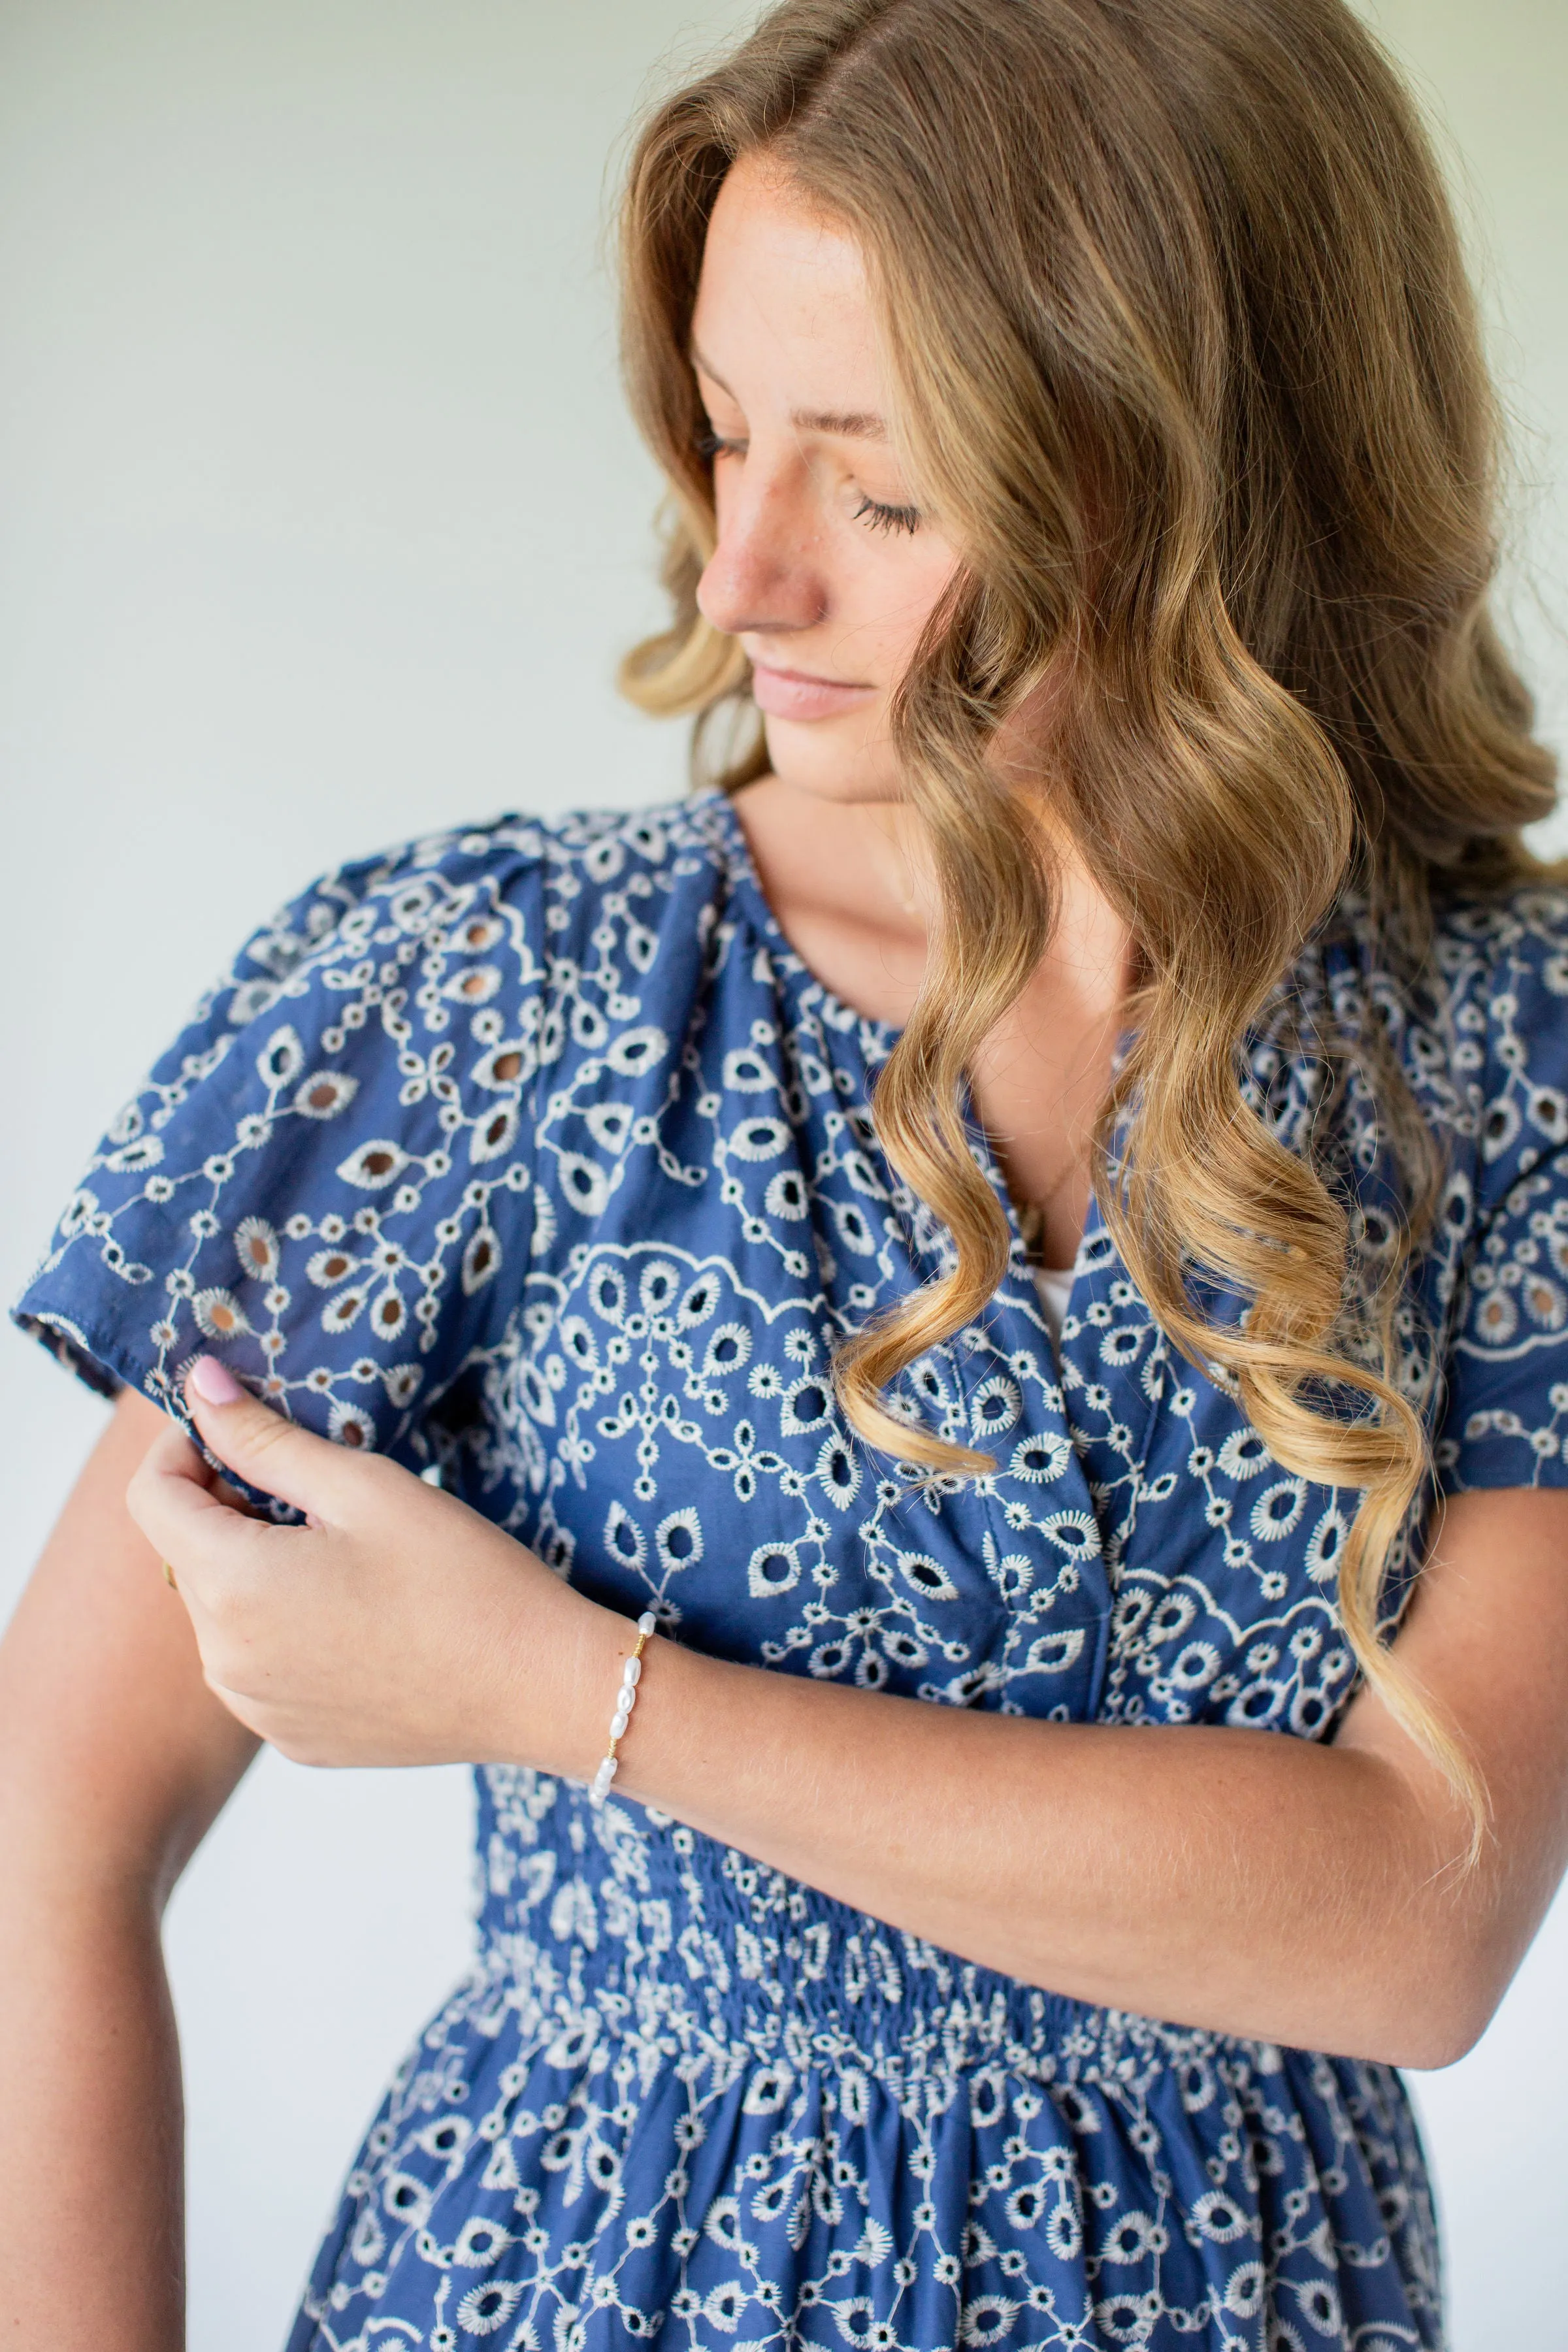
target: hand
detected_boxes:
[124,1356,617,1771]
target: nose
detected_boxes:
[695,451,826,642]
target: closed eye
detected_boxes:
[696,427,922,536]
[852,493,922,536]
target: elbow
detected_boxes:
[1336,1779,1516,2069]
[1381,2011,1489,2074]
[1366,1944,1507,2072]
[1395,1987,1504,2072]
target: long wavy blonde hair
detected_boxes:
[615,0,1557,1827]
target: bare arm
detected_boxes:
[621,1486,1568,2066]
[0,1391,257,2350]
[137,1371,1568,2074]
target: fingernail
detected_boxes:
[189,1354,244,1405]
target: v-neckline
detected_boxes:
[707,785,1098,1301]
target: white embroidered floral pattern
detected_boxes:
[18,794,1568,2350]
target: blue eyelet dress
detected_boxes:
[17,791,1568,2351]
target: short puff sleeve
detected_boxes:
[12,819,552,1508]
[1434,892,1568,1493]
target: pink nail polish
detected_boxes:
[189,1354,244,1405]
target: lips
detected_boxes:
[750,661,876,723]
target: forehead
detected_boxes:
[691,156,883,409]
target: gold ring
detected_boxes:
[163,1560,178,1591]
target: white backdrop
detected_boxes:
[1,3,1564,2345]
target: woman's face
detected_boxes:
[690,154,960,805]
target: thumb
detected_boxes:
[184,1354,361,1518]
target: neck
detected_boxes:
[731,776,935,1026]
[730,769,1133,1271]
[730,770,1130,1024]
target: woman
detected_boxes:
[5,0,1568,2343]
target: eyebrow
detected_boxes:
[691,345,888,442]
[792,407,887,441]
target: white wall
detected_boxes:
[0,4,1563,2345]
[1347,7,1568,2342]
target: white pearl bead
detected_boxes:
[593,1623,655,1806]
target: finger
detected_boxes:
[125,1420,272,1585]
[127,1417,231,1530]
[182,1355,372,1519]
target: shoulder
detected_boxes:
[1426,875,1568,1021]
[1379,878,1568,1242]
[1273,877,1568,1276]
[9,794,745,1458]
[220,794,736,1024]
[1318,875,1568,1120]
[1424,877,1568,1135]
[1420,883,1568,1484]
[1429,875,1568,1002]
[115,790,750,1197]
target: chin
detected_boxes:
[759,714,904,807]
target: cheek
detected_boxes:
[852,538,960,670]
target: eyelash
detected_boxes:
[851,493,922,537]
[695,432,922,536]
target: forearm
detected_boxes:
[0,1865,184,2347]
[0,1388,265,2347]
[146,1368,1441,2057]
[152,1384,1556,2074]
[609,1640,1472,2064]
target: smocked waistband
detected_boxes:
[474,1788,1272,2099]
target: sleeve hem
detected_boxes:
[10,1299,295,1516]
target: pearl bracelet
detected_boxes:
[589,1611,657,1807]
